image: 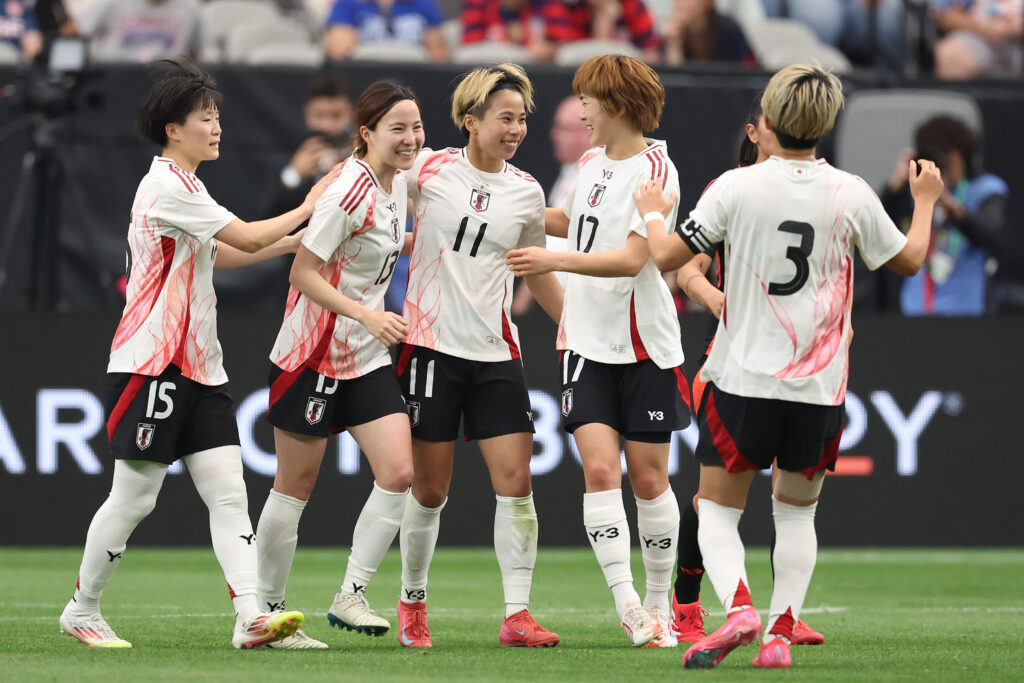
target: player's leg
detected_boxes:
[60,458,167,648]
[672,494,708,642]
[329,409,412,637]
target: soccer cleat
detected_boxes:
[232,610,304,649]
[327,592,390,636]
[396,600,432,648]
[265,628,328,649]
[642,605,679,648]
[672,594,708,643]
[620,602,663,648]
[751,638,792,668]
[682,606,762,669]
[791,619,825,645]
[499,609,560,648]
[60,610,132,648]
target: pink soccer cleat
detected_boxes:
[791,619,825,645]
[752,638,792,668]
[682,606,762,669]
[396,600,432,648]
[672,595,708,643]
[499,609,560,648]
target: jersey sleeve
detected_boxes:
[852,182,909,271]
[516,186,548,249]
[302,188,356,262]
[678,172,730,255]
[156,181,236,245]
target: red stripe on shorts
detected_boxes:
[395,343,415,378]
[800,423,844,481]
[106,374,148,442]
[703,388,757,473]
[628,292,650,362]
[672,366,692,410]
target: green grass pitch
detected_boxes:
[2,547,1022,681]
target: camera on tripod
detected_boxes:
[21,35,88,118]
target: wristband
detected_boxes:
[643,211,664,225]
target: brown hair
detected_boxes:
[571,54,664,132]
[352,80,420,157]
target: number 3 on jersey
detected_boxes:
[768,221,814,296]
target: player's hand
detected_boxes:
[506,247,557,276]
[632,178,678,219]
[290,136,329,178]
[909,158,943,206]
[287,228,306,252]
[362,310,408,346]
[302,164,344,214]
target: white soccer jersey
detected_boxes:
[108,156,236,385]
[270,158,407,379]
[557,141,684,369]
[404,147,547,361]
[679,157,908,405]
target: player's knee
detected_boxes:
[774,469,824,504]
[628,470,669,501]
[109,489,159,523]
[378,464,414,493]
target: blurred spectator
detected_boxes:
[662,0,757,66]
[646,0,765,28]
[881,115,1008,315]
[557,0,662,63]
[77,0,201,63]
[932,0,1023,79]
[0,0,43,62]
[324,0,449,61]
[763,0,908,66]
[460,0,566,62]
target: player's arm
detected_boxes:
[633,179,695,270]
[676,253,723,319]
[507,232,649,278]
[214,230,304,270]
[215,165,341,253]
[885,159,943,276]
[523,273,563,323]
[545,208,570,238]
[289,246,407,346]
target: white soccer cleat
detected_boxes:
[620,602,663,648]
[265,628,328,649]
[60,609,132,648]
[642,605,679,648]
[327,592,390,636]
[232,610,304,649]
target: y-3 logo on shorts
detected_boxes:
[306,397,326,425]
[561,389,573,417]
[136,423,155,450]
[647,410,664,421]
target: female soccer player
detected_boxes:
[636,64,943,669]
[669,93,823,648]
[59,60,340,649]
[506,54,689,648]
[254,81,423,649]
[394,63,563,649]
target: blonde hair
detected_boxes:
[451,63,535,138]
[761,64,844,150]
[572,54,664,133]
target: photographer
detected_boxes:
[881,115,1008,315]
[0,0,43,63]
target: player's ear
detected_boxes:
[745,123,758,144]
[165,122,180,143]
[463,114,477,137]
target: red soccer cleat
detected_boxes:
[791,619,825,645]
[396,600,432,648]
[751,638,792,668]
[672,594,708,643]
[499,609,560,648]
[682,607,762,669]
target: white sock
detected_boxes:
[765,497,818,643]
[256,488,307,612]
[341,483,408,595]
[696,497,751,614]
[69,460,166,616]
[635,488,680,613]
[399,494,445,604]
[494,493,538,618]
[184,446,259,621]
[583,489,639,619]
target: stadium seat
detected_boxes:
[223,20,313,63]
[349,41,428,62]
[452,42,533,65]
[0,42,20,65]
[200,0,282,62]
[440,18,462,52]
[744,18,852,72]
[242,42,325,67]
[553,39,641,66]
[834,89,983,192]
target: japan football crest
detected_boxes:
[406,400,421,427]
[588,184,606,207]
[136,423,155,450]
[305,397,326,425]
[391,216,401,243]
[561,389,573,417]
[470,188,490,212]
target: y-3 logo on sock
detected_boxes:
[404,589,426,601]
[239,534,256,545]
[642,536,672,550]
[106,550,123,562]
[351,583,366,594]
[266,601,285,612]
[588,526,620,542]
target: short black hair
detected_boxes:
[135,59,222,148]
[738,90,763,166]
[915,115,977,177]
[307,69,352,103]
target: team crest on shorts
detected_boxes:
[136,423,155,450]
[561,389,573,417]
[305,397,326,425]
[470,188,490,212]
[406,400,421,427]
[391,216,401,243]
[588,184,606,207]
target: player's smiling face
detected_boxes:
[578,94,613,148]
[167,107,221,169]
[470,89,527,164]
[364,99,424,173]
